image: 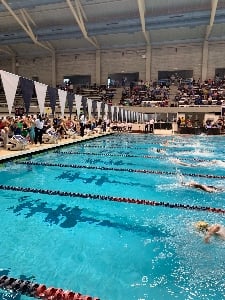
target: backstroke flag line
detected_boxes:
[34,81,47,116]
[0,70,20,115]
[75,94,82,118]
[87,98,92,120]
[58,89,67,117]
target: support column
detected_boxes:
[12,55,16,74]
[201,41,208,82]
[51,51,56,87]
[145,45,151,82]
[95,49,101,86]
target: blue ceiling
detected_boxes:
[0,0,224,54]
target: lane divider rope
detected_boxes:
[53,150,221,163]
[0,275,99,300]
[79,144,220,153]
[15,161,225,179]
[0,184,224,214]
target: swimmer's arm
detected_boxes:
[204,232,212,243]
[204,226,219,242]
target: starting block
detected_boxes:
[6,135,28,151]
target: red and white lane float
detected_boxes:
[0,275,100,300]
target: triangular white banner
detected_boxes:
[58,89,67,117]
[97,101,102,120]
[121,108,123,122]
[104,104,108,119]
[87,98,92,120]
[75,94,82,118]
[111,106,115,121]
[34,81,47,116]
[116,106,119,121]
[0,70,20,115]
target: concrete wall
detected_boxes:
[0,58,12,73]
[57,52,96,85]
[1,41,225,86]
[100,48,146,84]
[151,44,203,81]
[208,42,225,79]
[17,56,53,85]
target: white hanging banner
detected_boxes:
[34,81,47,116]
[116,106,119,121]
[97,101,102,120]
[111,106,114,121]
[104,103,108,119]
[125,110,128,123]
[121,108,123,122]
[0,70,20,115]
[58,89,67,117]
[75,94,82,118]
[87,98,92,120]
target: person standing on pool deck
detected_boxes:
[79,114,86,137]
[34,115,44,145]
[149,118,154,133]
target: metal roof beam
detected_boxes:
[0,45,15,55]
[1,0,54,53]
[66,0,98,48]
[137,0,150,45]
[205,0,218,40]
[22,8,36,27]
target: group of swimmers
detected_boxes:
[159,139,225,242]
[154,138,224,193]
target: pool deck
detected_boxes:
[0,132,113,162]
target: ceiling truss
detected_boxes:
[0,0,225,57]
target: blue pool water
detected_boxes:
[0,134,225,300]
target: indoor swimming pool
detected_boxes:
[0,133,225,300]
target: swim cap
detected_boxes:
[195,221,209,231]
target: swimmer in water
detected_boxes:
[205,224,225,242]
[195,221,225,243]
[171,158,193,167]
[182,181,221,193]
[156,148,166,154]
